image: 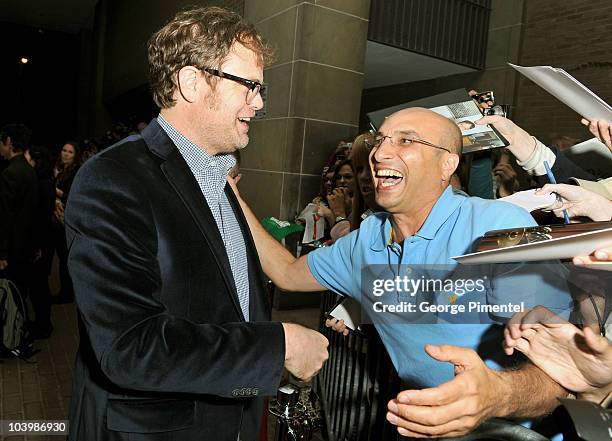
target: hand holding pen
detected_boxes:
[543,161,571,224]
[535,183,612,222]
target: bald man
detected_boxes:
[233,107,572,437]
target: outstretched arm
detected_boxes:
[504,306,612,402]
[229,179,324,292]
[386,345,568,438]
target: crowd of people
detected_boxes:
[0,121,149,339]
[0,5,610,441]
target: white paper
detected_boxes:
[498,189,557,212]
[328,298,362,331]
[296,203,325,244]
[568,137,612,157]
[564,137,612,179]
[509,63,612,121]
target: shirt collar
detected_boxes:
[369,186,465,250]
[156,114,236,176]
[416,186,465,240]
[369,213,394,252]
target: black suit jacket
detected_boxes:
[0,154,38,262]
[65,120,285,441]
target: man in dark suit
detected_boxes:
[65,7,328,441]
[0,124,38,298]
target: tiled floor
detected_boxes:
[1,303,78,441]
[0,299,322,441]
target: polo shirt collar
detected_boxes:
[416,186,464,240]
[369,186,464,250]
[369,213,394,252]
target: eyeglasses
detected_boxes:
[364,131,451,154]
[202,68,262,104]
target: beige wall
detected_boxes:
[514,0,612,144]
[87,0,371,222]
[241,0,370,220]
[362,0,612,147]
[361,0,525,124]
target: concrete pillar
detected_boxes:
[242,0,370,220]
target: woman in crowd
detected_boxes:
[52,141,82,303]
[322,134,381,242]
[318,159,355,230]
[54,141,80,203]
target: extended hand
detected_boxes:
[536,183,612,222]
[282,323,329,381]
[475,115,535,162]
[386,345,503,438]
[573,246,612,270]
[581,118,612,150]
[325,318,349,336]
[504,306,612,395]
[227,175,241,197]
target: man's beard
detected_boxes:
[204,93,248,154]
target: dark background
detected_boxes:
[0,22,80,152]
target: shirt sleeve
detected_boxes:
[307,229,360,299]
[485,204,573,320]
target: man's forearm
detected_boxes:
[235,193,297,285]
[234,191,323,292]
[497,363,568,418]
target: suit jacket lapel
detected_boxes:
[142,120,246,321]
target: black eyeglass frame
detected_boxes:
[202,68,262,103]
[364,132,452,154]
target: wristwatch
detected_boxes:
[335,216,347,224]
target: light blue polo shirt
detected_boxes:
[308,186,573,387]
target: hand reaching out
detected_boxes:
[536,183,612,222]
[573,245,612,270]
[386,345,504,438]
[325,318,349,336]
[474,115,535,162]
[581,118,612,151]
[504,306,612,399]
